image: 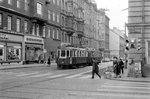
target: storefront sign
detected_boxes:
[0,33,23,42]
[25,36,44,44]
[0,33,9,40]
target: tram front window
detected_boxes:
[61,50,65,57]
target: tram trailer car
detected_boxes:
[56,47,102,69]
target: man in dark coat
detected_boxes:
[113,57,120,77]
[47,56,51,67]
[92,58,101,79]
[119,59,124,74]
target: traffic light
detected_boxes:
[125,39,129,50]
[137,39,141,50]
[130,39,136,49]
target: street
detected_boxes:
[0,63,149,99]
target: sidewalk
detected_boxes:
[0,62,57,70]
[109,68,150,82]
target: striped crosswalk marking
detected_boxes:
[79,75,91,79]
[47,74,67,78]
[17,72,39,77]
[30,73,53,78]
[65,70,91,78]
[95,81,150,98]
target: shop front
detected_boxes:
[24,36,44,64]
[0,33,23,64]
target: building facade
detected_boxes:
[109,28,125,60]
[128,0,150,77]
[0,0,31,64]
[0,0,110,65]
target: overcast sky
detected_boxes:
[95,0,128,30]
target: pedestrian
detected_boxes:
[92,58,101,79]
[113,57,120,78]
[47,56,51,67]
[119,58,124,74]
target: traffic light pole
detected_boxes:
[124,23,128,69]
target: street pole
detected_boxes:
[124,23,128,69]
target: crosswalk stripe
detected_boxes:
[30,73,53,77]
[17,72,39,77]
[97,88,150,93]
[65,70,91,78]
[79,75,91,79]
[65,74,82,78]
[104,82,150,86]
[101,84,150,90]
[47,74,67,78]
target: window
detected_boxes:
[7,43,21,61]
[17,0,20,8]
[8,0,12,5]
[0,14,2,27]
[0,45,4,61]
[24,0,28,11]
[7,16,12,30]
[53,0,55,4]
[53,29,55,39]
[37,3,43,15]
[53,12,55,21]
[16,18,21,32]
[57,0,59,6]
[48,28,50,38]
[24,21,28,33]
[56,30,59,39]
[43,26,45,37]
[57,14,59,23]
[48,10,51,20]
[61,50,65,57]
[36,24,39,36]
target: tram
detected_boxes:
[56,46,103,69]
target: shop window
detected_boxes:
[7,44,21,61]
[0,47,4,61]
[25,45,43,63]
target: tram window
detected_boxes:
[57,50,60,57]
[67,50,69,57]
[0,49,3,56]
[75,50,77,57]
[70,51,72,57]
[61,50,65,57]
[78,51,80,57]
[72,51,74,57]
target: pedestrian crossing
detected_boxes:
[0,71,95,80]
[96,81,150,99]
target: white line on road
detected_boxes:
[65,70,91,78]
[47,74,67,79]
[17,72,39,77]
[101,84,150,90]
[30,73,53,78]
[79,75,91,79]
